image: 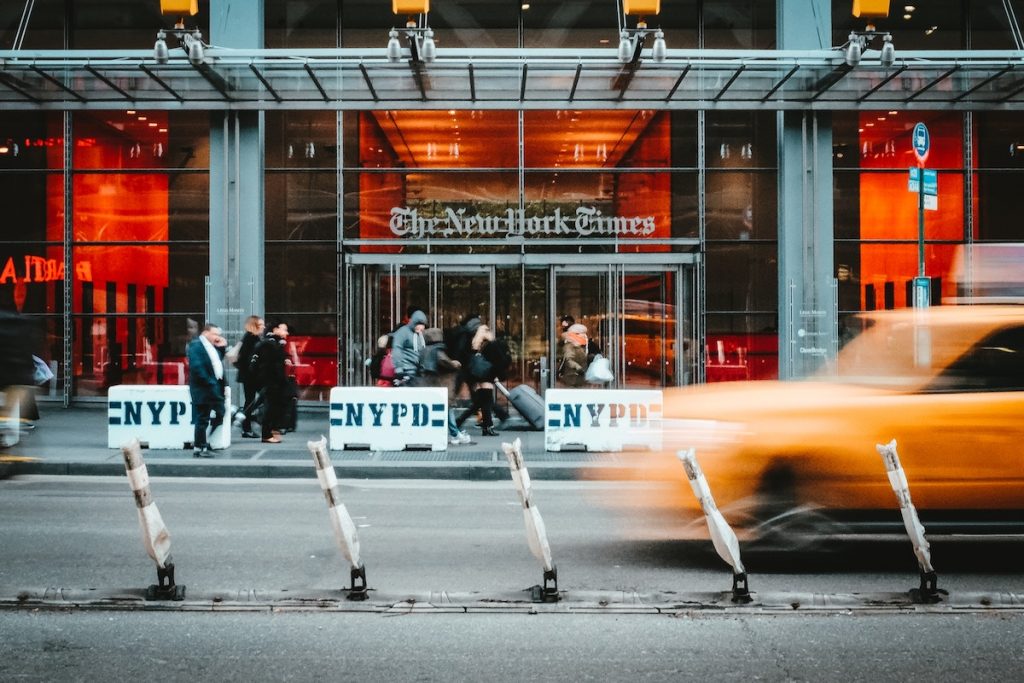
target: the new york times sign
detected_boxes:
[389,206,656,239]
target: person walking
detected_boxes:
[419,327,471,445]
[235,315,265,438]
[254,322,290,444]
[392,308,427,385]
[449,312,481,401]
[559,322,589,388]
[187,323,227,457]
[455,323,503,437]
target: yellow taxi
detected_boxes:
[646,305,1024,549]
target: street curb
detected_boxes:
[6,458,636,481]
[2,587,1022,614]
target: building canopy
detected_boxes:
[3,48,1024,110]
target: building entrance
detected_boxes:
[342,255,697,393]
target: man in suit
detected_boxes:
[187,322,227,458]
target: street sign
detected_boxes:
[908,168,938,210]
[922,169,937,195]
[912,122,930,163]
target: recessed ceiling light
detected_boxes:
[925,25,938,35]
[888,110,898,115]
[148,122,158,127]
[865,122,874,127]
[903,13,912,20]
[126,110,136,115]
[158,128,168,133]
[138,116,147,121]
[904,4,916,11]
[521,3,530,9]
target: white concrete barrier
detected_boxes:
[0,390,20,448]
[107,385,232,450]
[328,386,448,451]
[544,389,662,452]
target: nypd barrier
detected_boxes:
[544,389,663,452]
[329,387,448,451]
[107,385,232,450]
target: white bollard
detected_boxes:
[501,438,558,602]
[876,438,943,603]
[121,439,184,600]
[677,448,751,602]
[307,436,367,600]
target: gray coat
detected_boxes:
[392,310,428,378]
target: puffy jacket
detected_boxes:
[392,310,428,378]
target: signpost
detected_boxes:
[909,122,933,309]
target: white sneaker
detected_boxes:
[449,435,463,445]
[457,430,472,444]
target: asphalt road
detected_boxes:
[2,610,1023,682]
[1,475,1021,596]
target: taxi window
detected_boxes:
[930,326,1024,392]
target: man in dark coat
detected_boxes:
[255,322,290,444]
[187,322,227,457]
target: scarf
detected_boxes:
[199,334,224,380]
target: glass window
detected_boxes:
[705,313,778,381]
[705,171,777,240]
[524,110,671,169]
[705,111,777,169]
[704,0,776,49]
[969,1,1024,49]
[524,0,699,50]
[266,111,338,170]
[342,0,517,49]
[836,242,959,311]
[266,172,338,242]
[266,0,337,48]
[70,0,210,50]
[832,0,963,50]
[265,243,337,314]
[705,242,778,312]
[73,111,209,171]
[0,0,64,49]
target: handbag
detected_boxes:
[469,352,494,381]
[32,356,54,385]
[585,354,614,383]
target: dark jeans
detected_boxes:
[194,397,225,449]
[261,387,283,440]
[456,387,495,430]
[242,379,260,432]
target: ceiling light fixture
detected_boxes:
[387,1,436,64]
[616,0,666,64]
[840,28,896,68]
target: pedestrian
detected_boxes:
[418,327,471,445]
[187,322,227,457]
[235,315,265,438]
[0,310,38,444]
[254,321,290,444]
[455,323,503,437]
[392,308,427,385]
[559,323,589,388]
[450,312,481,399]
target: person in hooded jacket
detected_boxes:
[418,327,471,444]
[559,323,589,388]
[392,309,427,384]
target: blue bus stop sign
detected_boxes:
[912,122,930,163]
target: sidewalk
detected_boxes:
[1,403,644,480]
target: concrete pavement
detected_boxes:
[1,402,646,480]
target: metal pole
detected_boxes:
[918,173,925,279]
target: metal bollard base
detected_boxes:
[731,571,753,604]
[346,564,369,601]
[909,570,946,604]
[146,561,186,601]
[531,566,560,603]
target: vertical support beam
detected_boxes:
[62,112,73,407]
[208,1,265,343]
[777,0,835,379]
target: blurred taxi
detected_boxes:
[653,305,1024,547]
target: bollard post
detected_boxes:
[307,437,367,600]
[677,448,751,603]
[876,439,945,604]
[120,439,184,600]
[501,438,559,603]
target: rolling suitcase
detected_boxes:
[494,380,544,431]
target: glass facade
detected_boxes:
[3,0,1024,402]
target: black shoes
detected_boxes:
[481,427,500,437]
[193,445,214,458]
